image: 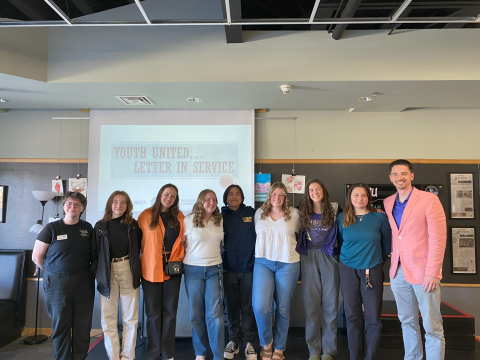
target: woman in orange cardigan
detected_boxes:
[138,184,184,360]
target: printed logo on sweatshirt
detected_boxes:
[242,217,253,223]
[79,229,90,237]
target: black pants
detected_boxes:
[223,271,257,344]
[339,262,384,360]
[43,270,95,360]
[142,276,182,360]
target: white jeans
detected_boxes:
[100,259,140,360]
[391,265,445,360]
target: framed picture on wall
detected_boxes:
[449,173,475,219]
[450,226,477,275]
[0,185,8,223]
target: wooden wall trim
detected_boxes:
[0,158,88,163]
[2,158,479,165]
[256,159,480,164]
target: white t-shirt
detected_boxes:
[183,214,224,266]
[254,207,300,263]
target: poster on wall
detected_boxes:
[255,174,271,202]
[449,173,475,219]
[282,174,306,194]
[68,178,88,197]
[451,227,477,274]
[52,180,64,194]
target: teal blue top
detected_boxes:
[337,212,391,270]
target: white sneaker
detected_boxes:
[195,356,206,360]
[224,341,240,359]
[245,342,257,360]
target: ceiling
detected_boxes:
[2,73,480,112]
[2,0,480,33]
[1,0,479,113]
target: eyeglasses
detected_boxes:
[65,202,83,208]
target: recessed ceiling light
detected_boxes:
[187,97,202,103]
[358,92,378,102]
[0,99,8,103]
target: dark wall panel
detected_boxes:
[0,162,88,250]
[255,163,480,284]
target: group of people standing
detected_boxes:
[32,158,447,360]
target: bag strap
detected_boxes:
[159,217,169,266]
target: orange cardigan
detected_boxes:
[138,208,185,283]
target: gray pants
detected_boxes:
[301,249,340,356]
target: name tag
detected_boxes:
[57,235,68,240]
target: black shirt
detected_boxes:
[107,216,130,259]
[37,219,93,274]
[160,212,179,252]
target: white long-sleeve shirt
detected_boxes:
[183,214,224,266]
[254,207,300,263]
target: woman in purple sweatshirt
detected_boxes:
[296,179,342,360]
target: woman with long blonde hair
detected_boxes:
[183,189,225,360]
[93,190,143,360]
[253,182,300,360]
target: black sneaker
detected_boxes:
[224,341,239,359]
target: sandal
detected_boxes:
[260,342,273,360]
[272,350,285,360]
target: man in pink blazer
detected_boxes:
[384,159,447,360]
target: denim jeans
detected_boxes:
[252,257,300,352]
[184,264,225,360]
[391,265,445,360]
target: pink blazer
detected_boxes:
[384,187,446,284]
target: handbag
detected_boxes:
[161,221,184,276]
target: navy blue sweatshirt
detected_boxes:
[221,204,256,273]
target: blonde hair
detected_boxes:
[260,182,291,221]
[192,189,222,228]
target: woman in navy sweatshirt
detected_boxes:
[221,185,258,360]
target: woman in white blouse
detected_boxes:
[253,182,300,360]
[183,189,225,360]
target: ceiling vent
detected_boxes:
[115,96,154,105]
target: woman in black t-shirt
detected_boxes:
[92,190,142,360]
[32,192,94,360]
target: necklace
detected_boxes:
[357,213,368,221]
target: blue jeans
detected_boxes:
[184,264,225,360]
[252,257,300,351]
[391,265,445,360]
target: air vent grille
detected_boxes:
[115,96,154,105]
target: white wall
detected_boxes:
[46,28,480,83]
[2,108,480,160]
[0,110,89,159]
[0,27,49,82]
[255,108,480,160]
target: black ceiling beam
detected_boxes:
[7,0,47,20]
[70,0,94,15]
[221,0,243,43]
[444,7,480,28]
[332,0,362,40]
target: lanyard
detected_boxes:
[365,268,373,289]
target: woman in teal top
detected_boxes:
[337,183,391,360]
